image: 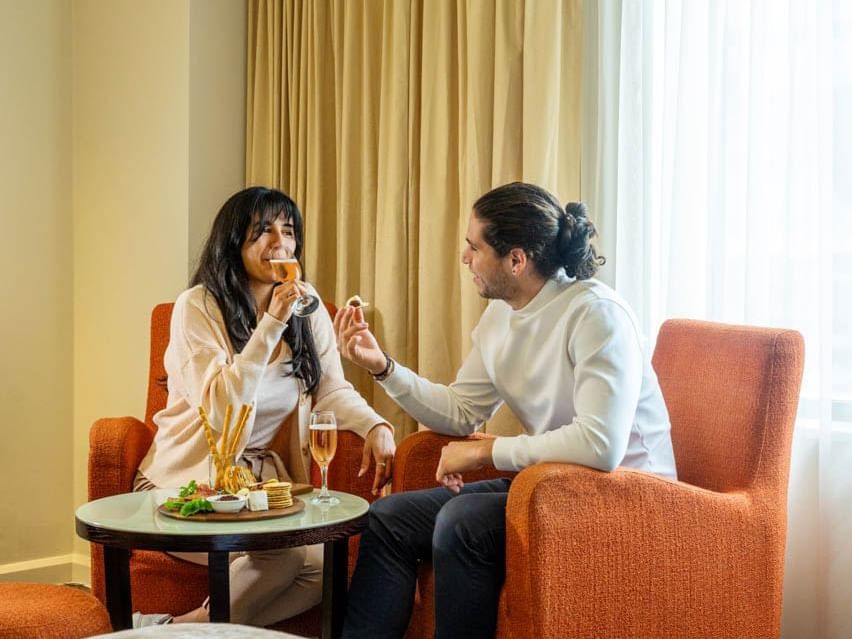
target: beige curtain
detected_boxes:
[246,0,583,439]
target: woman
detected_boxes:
[135,186,396,627]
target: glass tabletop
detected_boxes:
[76,489,369,537]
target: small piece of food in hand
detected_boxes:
[345,294,369,308]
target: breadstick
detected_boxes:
[198,407,220,464]
[224,403,244,458]
[227,404,250,458]
[219,403,233,461]
[198,406,223,486]
[227,404,252,459]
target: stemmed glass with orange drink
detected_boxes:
[269,258,320,316]
[309,411,339,506]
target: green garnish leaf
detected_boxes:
[163,499,183,511]
[178,479,198,498]
[179,498,213,517]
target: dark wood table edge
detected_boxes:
[75,512,369,637]
[75,514,368,551]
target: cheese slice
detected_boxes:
[248,490,269,512]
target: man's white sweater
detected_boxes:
[380,274,677,478]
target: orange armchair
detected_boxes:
[395,319,804,639]
[87,302,377,636]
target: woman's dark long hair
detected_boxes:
[473,182,605,280]
[191,187,321,394]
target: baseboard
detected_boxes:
[0,552,90,585]
[71,551,91,585]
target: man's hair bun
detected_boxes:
[558,202,605,279]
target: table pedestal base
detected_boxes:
[103,546,132,630]
[321,539,349,639]
[208,551,231,623]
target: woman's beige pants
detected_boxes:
[170,545,323,627]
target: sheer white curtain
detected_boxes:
[583,1,852,637]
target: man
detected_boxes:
[334,182,676,639]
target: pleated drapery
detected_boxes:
[584,2,852,636]
[247,0,583,437]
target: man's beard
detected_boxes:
[477,270,516,301]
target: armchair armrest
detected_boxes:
[394,431,516,493]
[499,463,775,639]
[393,431,458,492]
[88,417,155,501]
[321,430,377,502]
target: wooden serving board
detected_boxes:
[286,482,314,496]
[157,498,305,522]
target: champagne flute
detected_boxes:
[309,411,339,506]
[269,258,320,316]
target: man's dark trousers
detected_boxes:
[342,477,512,639]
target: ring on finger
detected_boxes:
[376,462,387,467]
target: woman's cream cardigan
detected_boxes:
[139,285,388,488]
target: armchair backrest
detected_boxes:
[651,319,804,495]
[144,303,173,429]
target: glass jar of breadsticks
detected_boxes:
[199,403,257,494]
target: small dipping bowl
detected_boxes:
[208,494,247,514]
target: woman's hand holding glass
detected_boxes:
[333,306,386,374]
[267,280,308,324]
[269,258,320,316]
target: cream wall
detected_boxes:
[0,0,246,581]
[189,0,248,272]
[71,0,246,566]
[70,0,192,565]
[0,0,73,579]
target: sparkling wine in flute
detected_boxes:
[269,258,320,316]
[309,410,339,505]
[309,425,338,466]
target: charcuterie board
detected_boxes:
[157,498,305,522]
